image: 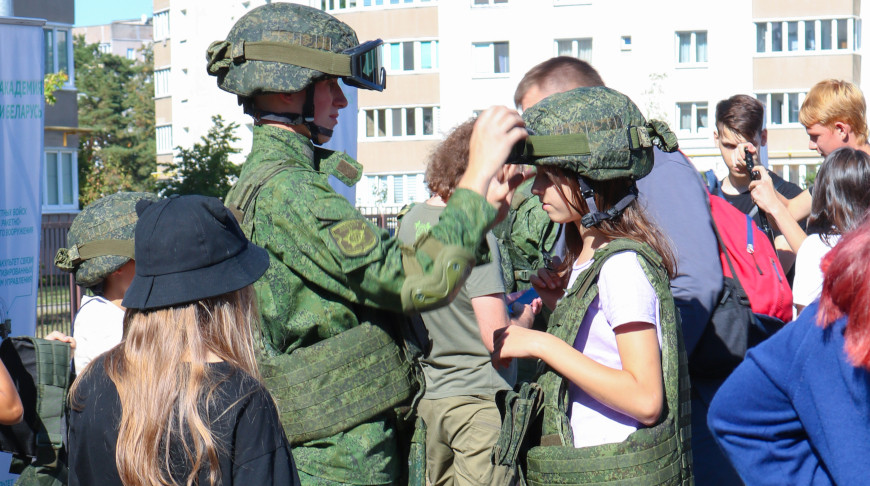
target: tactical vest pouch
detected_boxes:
[491,381,544,470]
[526,416,685,485]
[0,337,71,466]
[260,322,416,445]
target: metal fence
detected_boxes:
[358,207,400,236]
[37,218,80,338]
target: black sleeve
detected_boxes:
[231,387,301,485]
[771,172,804,199]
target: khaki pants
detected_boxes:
[417,396,515,486]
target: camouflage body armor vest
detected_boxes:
[527,239,693,485]
[225,155,420,445]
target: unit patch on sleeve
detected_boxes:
[329,220,378,257]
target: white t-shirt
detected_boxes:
[72,295,125,375]
[792,233,840,309]
[565,251,662,448]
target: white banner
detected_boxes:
[0,17,44,483]
[0,19,44,341]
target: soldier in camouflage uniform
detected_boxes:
[491,87,693,484]
[208,4,527,485]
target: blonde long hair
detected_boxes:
[70,285,261,486]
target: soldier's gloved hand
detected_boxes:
[458,106,527,197]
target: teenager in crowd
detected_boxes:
[791,148,870,314]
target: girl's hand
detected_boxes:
[488,165,533,224]
[530,263,567,310]
[492,325,550,368]
[44,331,76,357]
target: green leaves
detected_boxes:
[76,36,155,206]
[156,115,241,200]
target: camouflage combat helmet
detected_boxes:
[206,3,385,142]
[511,86,679,227]
[54,192,160,288]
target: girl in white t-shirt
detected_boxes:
[793,147,870,314]
[492,108,677,447]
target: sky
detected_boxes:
[74,0,154,27]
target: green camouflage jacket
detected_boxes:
[227,125,496,485]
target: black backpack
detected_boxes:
[0,337,72,485]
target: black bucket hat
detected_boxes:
[122,195,270,310]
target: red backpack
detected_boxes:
[708,193,793,322]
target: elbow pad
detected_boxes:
[401,244,474,313]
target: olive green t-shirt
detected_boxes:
[398,203,516,398]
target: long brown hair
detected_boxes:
[807,147,870,245]
[540,167,676,279]
[70,286,261,486]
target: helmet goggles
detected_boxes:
[210,37,386,92]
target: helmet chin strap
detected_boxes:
[241,86,334,145]
[577,176,639,228]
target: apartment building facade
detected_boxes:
[73,16,153,63]
[155,0,867,209]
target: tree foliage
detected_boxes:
[75,36,155,206]
[43,72,68,105]
[157,115,241,200]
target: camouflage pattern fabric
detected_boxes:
[206,3,359,96]
[224,125,496,485]
[517,86,679,181]
[53,192,159,288]
[526,239,693,485]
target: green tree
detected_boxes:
[157,115,241,200]
[75,36,156,206]
[43,72,68,105]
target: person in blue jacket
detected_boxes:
[708,210,870,486]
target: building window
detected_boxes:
[43,149,77,211]
[98,43,111,54]
[126,48,135,60]
[755,18,858,54]
[323,0,432,10]
[472,42,509,75]
[363,106,438,140]
[676,31,707,64]
[555,38,592,62]
[44,25,74,86]
[154,68,170,98]
[676,102,708,135]
[473,0,508,5]
[620,35,632,51]
[358,173,425,208]
[385,40,438,73]
[156,125,173,154]
[153,10,169,41]
[756,92,806,126]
